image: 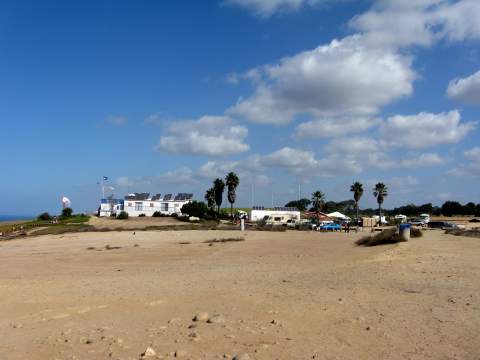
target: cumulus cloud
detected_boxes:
[249,147,362,176]
[294,116,380,139]
[448,146,480,177]
[156,116,250,156]
[228,35,415,125]
[223,0,323,18]
[380,110,476,149]
[325,136,445,169]
[350,0,480,49]
[447,70,480,106]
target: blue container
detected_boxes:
[399,224,411,231]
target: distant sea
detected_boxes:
[0,215,33,222]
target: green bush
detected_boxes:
[181,201,209,219]
[138,213,146,217]
[116,211,129,220]
[61,208,73,218]
[37,212,52,221]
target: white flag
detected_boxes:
[62,196,71,208]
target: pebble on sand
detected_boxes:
[193,312,209,322]
[208,314,226,324]
[175,349,187,357]
[142,346,156,357]
[233,354,250,360]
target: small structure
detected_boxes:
[394,214,407,223]
[327,211,351,221]
[250,206,301,223]
[99,198,124,217]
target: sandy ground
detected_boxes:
[0,229,479,360]
[88,216,193,230]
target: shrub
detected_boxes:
[256,224,287,232]
[37,212,52,221]
[356,228,406,247]
[181,201,209,219]
[61,208,73,218]
[152,211,162,217]
[411,228,423,238]
[116,211,129,220]
[138,213,146,217]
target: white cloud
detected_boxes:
[398,153,445,168]
[295,116,380,139]
[224,0,322,18]
[465,146,480,160]
[228,35,415,125]
[250,147,362,176]
[350,0,480,49]
[447,70,480,106]
[156,115,250,156]
[448,146,480,177]
[380,110,475,149]
[105,115,128,126]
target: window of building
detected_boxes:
[150,203,154,207]
[128,202,132,207]
[161,203,168,211]
[135,202,143,211]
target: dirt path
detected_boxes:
[0,230,479,359]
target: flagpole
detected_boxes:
[102,177,105,199]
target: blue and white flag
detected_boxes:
[103,176,108,181]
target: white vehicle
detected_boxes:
[419,213,430,223]
[394,214,407,223]
[264,214,294,226]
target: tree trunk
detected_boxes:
[230,203,233,221]
[356,201,359,230]
[378,203,382,227]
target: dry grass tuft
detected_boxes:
[356,228,406,247]
[204,237,245,244]
[445,229,480,238]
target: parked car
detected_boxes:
[318,223,341,231]
[428,221,465,230]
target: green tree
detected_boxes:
[350,181,364,225]
[61,207,73,218]
[213,178,225,214]
[285,198,311,212]
[311,191,326,214]
[204,188,216,209]
[373,183,388,226]
[225,172,240,219]
[181,201,209,218]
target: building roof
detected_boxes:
[124,193,150,201]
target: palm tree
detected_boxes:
[225,172,240,220]
[350,181,364,227]
[204,188,216,210]
[373,182,388,226]
[213,178,225,214]
[311,191,326,214]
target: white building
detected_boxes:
[250,206,301,223]
[122,193,193,217]
[99,198,124,217]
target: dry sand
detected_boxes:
[0,229,479,360]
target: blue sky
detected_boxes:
[1,0,480,215]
